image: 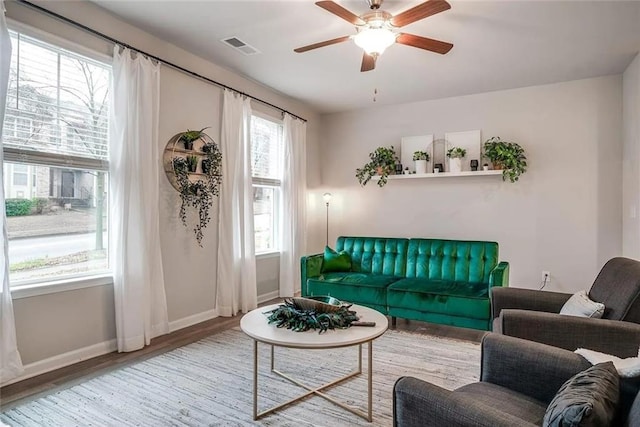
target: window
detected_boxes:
[2,29,111,286]
[12,164,28,186]
[250,115,283,254]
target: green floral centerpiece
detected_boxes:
[265,298,359,333]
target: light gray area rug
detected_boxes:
[1,328,480,426]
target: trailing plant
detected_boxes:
[446,147,467,158]
[355,145,399,188]
[188,180,213,245]
[482,136,528,183]
[264,299,359,333]
[203,142,223,197]
[179,126,210,150]
[413,150,430,161]
[186,154,199,173]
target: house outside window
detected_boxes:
[250,114,283,254]
[2,28,111,286]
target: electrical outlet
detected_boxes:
[541,271,550,286]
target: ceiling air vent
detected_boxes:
[221,37,260,55]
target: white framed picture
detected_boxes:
[444,130,481,172]
[400,135,434,174]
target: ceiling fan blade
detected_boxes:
[391,0,451,28]
[396,33,453,54]
[316,1,365,26]
[360,53,376,72]
[294,35,351,53]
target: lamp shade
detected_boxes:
[354,28,396,55]
[323,192,332,204]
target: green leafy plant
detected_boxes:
[202,142,223,197]
[179,127,210,150]
[5,199,33,217]
[412,150,430,161]
[446,147,467,159]
[355,145,399,188]
[31,197,49,214]
[264,299,359,333]
[186,154,199,173]
[482,136,528,183]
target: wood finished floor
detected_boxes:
[0,299,485,409]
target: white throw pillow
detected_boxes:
[560,290,605,318]
[575,347,640,378]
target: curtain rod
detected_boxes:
[15,0,308,123]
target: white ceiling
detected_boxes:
[91,0,640,114]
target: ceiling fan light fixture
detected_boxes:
[354,28,396,55]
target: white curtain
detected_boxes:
[216,90,257,316]
[110,46,169,352]
[0,0,24,383]
[279,114,307,297]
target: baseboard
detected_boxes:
[3,298,280,387]
[1,339,117,387]
[169,309,218,333]
[257,290,279,304]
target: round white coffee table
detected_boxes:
[240,303,388,422]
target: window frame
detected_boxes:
[250,111,284,256]
[3,22,113,292]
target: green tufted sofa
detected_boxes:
[301,236,510,330]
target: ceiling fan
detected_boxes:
[294,0,453,72]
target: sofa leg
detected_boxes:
[391,316,397,328]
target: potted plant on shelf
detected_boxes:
[412,150,430,174]
[482,136,528,183]
[446,147,467,173]
[179,127,210,150]
[355,146,399,187]
[186,155,199,173]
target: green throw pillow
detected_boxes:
[322,246,351,273]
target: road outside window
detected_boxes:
[2,29,111,286]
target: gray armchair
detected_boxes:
[491,257,640,357]
[393,333,640,427]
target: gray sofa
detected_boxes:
[491,257,640,357]
[393,333,640,427]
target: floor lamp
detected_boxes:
[323,192,332,246]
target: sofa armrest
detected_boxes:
[495,309,640,357]
[480,333,590,404]
[393,376,537,427]
[490,287,570,320]
[488,261,510,288]
[300,253,323,296]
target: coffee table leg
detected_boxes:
[368,341,373,422]
[253,340,258,421]
[358,344,362,374]
[271,344,275,371]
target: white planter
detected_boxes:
[449,157,462,173]
[414,160,427,174]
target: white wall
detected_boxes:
[5,0,320,371]
[316,76,623,293]
[623,54,640,258]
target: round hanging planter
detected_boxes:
[163,129,222,246]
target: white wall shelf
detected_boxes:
[373,170,504,180]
